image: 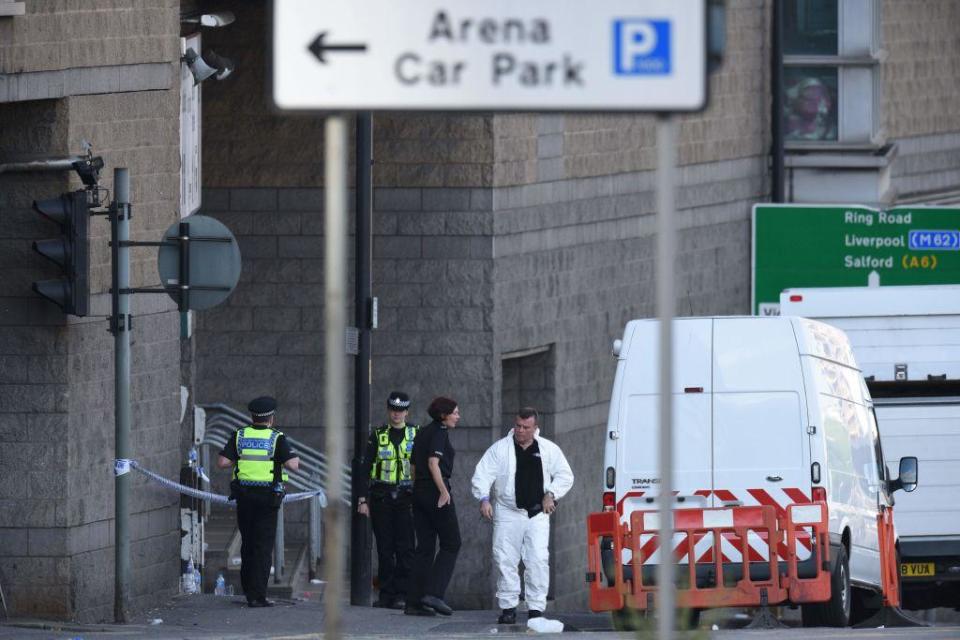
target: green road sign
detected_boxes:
[752,204,960,315]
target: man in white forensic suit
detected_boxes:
[471,407,574,625]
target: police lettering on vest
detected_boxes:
[235,427,289,487]
[370,425,418,485]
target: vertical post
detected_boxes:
[324,116,348,640]
[310,481,322,580]
[351,111,373,606]
[656,116,677,640]
[178,221,190,311]
[771,0,785,203]
[113,167,131,623]
[274,504,285,583]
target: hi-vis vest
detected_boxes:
[370,424,417,485]
[235,426,289,487]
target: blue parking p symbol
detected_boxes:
[613,19,671,76]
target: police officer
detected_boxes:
[358,392,419,609]
[217,396,300,607]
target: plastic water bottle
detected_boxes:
[215,573,226,596]
[183,558,197,594]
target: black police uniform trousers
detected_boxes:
[369,483,414,602]
[236,488,279,602]
[408,480,461,603]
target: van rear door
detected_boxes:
[617,319,714,521]
[711,318,809,510]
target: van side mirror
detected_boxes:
[890,456,918,493]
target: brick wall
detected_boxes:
[490,0,770,187]
[0,0,178,75]
[0,86,181,621]
[883,0,960,139]
[194,187,335,449]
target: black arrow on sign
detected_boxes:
[307,32,367,64]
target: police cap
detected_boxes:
[248,396,277,419]
[387,391,410,411]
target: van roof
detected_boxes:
[622,316,858,370]
[781,285,960,318]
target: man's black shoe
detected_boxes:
[390,598,406,610]
[404,604,437,616]
[497,608,517,624]
[373,597,391,608]
[249,598,274,608]
[420,595,453,616]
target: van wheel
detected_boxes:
[801,545,851,627]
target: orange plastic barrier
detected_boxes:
[586,501,831,612]
[876,506,900,608]
[586,511,625,611]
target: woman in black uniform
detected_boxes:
[404,396,462,616]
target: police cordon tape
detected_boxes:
[114,459,328,507]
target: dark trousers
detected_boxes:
[408,482,461,603]
[370,488,414,601]
[236,491,279,602]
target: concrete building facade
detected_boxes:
[1,0,959,620]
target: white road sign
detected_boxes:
[273,0,707,112]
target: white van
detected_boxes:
[587,316,918,628]
[780,284,960,610]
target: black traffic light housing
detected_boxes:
[32,189,90,316]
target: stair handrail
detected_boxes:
[200,403,352,504]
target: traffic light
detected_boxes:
[32,189,90,316]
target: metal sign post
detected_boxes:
[110,204,239,622]
[350,112,374,606]
[656,116,677,640]
[112,168,132,623]
[323,116,349,640]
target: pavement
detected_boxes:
[0,594,615,640]
[2,594,958,640]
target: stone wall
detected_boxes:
[0,57,181,625]
[883,0,960,139]
[194,186,343,448]
[0,0,178,74]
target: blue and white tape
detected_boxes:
[114,459,328,507]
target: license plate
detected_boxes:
[900,562,935,577]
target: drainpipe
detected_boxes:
[771,0,785,203]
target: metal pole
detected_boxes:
[310,482,322,580]
[351,111,374,606]
[656,115,677,640]
[274,504,285,583]
[113,167,131,623]
[324,116,348,640]
[178,222,190,312]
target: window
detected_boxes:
[782,0,882,148]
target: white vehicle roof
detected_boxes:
[780,284,960,318]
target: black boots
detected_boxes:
[497,608,517,624]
